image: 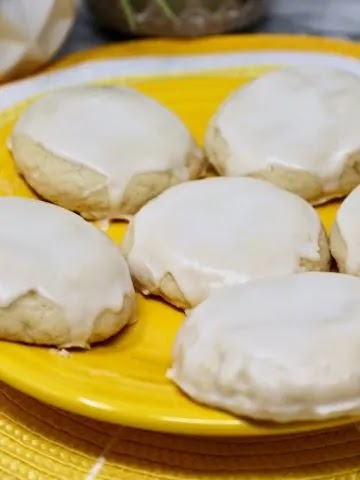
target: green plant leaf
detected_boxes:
[118,0,177,26]
[118,0,136,29]
[153,0,177,21]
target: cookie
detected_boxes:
[122,177,330,309]
[10,86,204,220]
[330,184,360,274]
[205,66,360,204]
[168,272,360,422]
[0,197,135,348]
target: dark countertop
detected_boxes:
[59,0,360,57]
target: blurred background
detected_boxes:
[1,0,359,82]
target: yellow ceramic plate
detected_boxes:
[0,35,359,436]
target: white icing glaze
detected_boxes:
[334,184,360,273]
[11,86,199,209]
[168,272,360,422]
[208,66,360,192]
[0,197,134,346]
[126,177,323,306]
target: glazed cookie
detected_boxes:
[0,197,135,348]
[205,66,360,205]
[331,185,360,274]
[168,272,360,422]
[122,177,330,309]
[10,86,204,220]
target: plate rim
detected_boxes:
[0,345,357,437]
